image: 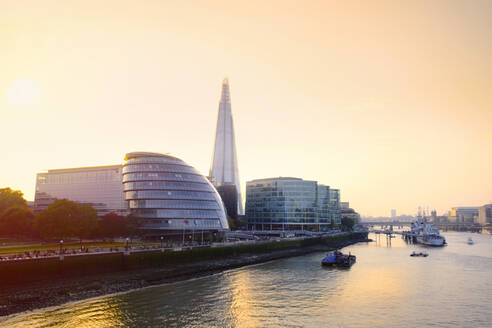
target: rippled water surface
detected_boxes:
[2,232,492,328]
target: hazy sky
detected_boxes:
[1,0,491,216]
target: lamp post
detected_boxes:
[59,240,64,260]
[160,236,163,249]
[124,237,130,256]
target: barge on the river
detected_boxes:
[321,250,356,267]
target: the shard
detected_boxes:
[210,78,244,215]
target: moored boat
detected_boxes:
[411,216,446,247]
[322,250,356,267]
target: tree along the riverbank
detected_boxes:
[0,206,35,238]
[0,188,27,213]
[96,213,144,240]
[35,199,98,241]
[341,217,355,231]
[0,188,35,238]
[0,187,144,241]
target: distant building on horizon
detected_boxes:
[245,177,341,231]
[448,207,479,223]
[478,204,492,225]
[209,78,244,216]
[391,209,396,218]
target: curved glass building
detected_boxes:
[123,152,229,237]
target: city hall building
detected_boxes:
[245,177,341,231]
[123,152,229,236]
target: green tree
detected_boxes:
[125,213,144,240]
[0,206,34,238]
[0,188,27,215]
[35,199,98,240]
[72,205,98,242]
[97,212,126,239]
[341,217,355,231]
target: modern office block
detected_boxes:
[209,78,244,215]
[123,152,229,236]
[329,188,341,224]
[34,165,126,216]
[317,185,331,226]
[245,177,341,231]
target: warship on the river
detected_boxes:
[410,215,446,246]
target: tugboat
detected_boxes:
[322,250,356,267]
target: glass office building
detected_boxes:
[123,152,229,236]
[245,177,341,231]
[34,165,126,216]
[317,185,331,226]
[329,188,341,224]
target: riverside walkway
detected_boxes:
[0,232,348,263]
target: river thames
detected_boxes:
[1,231,491,328]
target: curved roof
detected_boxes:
[124,152,181,162]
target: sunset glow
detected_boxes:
[1,0,491,216]
[6,79,41,107]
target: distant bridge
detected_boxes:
[361,222,413,227]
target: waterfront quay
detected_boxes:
[0,230,346,263]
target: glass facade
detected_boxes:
[245,177,341,231]
[328,188,341,224]
[123,152,229,235]
[34,165,126,216]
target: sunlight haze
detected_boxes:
[1,0,491,216]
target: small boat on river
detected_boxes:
[410,251,428,257]
[322,250,356,267]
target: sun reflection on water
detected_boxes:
[226,270,262,328]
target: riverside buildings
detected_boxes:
[478,204,492,225]
[34,152,230,237]
[245,177,341,231]
[209,78,244,217]
[340,202,361,223]
[447,207,479,223]
[34,165,126,216]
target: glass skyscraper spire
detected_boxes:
[210,78,244,215]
